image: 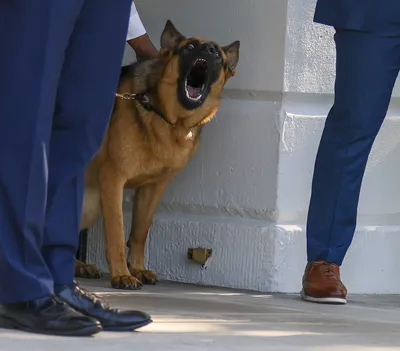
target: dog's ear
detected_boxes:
[160,20,186,51]
[222,41,240,74]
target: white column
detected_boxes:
[276,0,400,293]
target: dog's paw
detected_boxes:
[130,268,158,285]
[75,261,102,279]
[110,275,143,290]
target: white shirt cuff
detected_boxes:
[126,1,146,41]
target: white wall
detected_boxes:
[88,0,400,294]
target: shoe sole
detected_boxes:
[0,316,103,337]
[103,318,153,332]
[300,289,347,305]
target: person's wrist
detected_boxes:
[128,35,159,60]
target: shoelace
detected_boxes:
[73,283,110,309]
[318,263,338,281]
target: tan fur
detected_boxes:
[75,20,240,289]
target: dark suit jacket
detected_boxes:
[314,0,400,34]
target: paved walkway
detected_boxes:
[2,278,400,350]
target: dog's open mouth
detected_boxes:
[184,59,208,101]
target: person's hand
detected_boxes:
[127,33,159,61]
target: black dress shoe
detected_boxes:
[0,296,102,336]
[56,282,152,331]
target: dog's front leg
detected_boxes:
[127,179,169,285]
[98,164,142,290]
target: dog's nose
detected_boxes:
[201,43,218,56]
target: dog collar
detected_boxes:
[115,92,175,127]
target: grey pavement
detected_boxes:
[2,278,400,350]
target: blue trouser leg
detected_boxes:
[0,0,131,303]
[0,0,85,303]
[42,0,131,286]
[306,29,400,265]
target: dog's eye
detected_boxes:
[187,44,195,50]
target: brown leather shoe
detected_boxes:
[300,260,347,304]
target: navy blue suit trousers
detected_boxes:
[307,29,400,265]
[0,0,131,303]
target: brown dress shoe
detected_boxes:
[301,260,347,304]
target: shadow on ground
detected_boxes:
[1,278,400,350]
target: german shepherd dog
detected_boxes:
[75,20,240,290]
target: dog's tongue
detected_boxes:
[187,86,201,98]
